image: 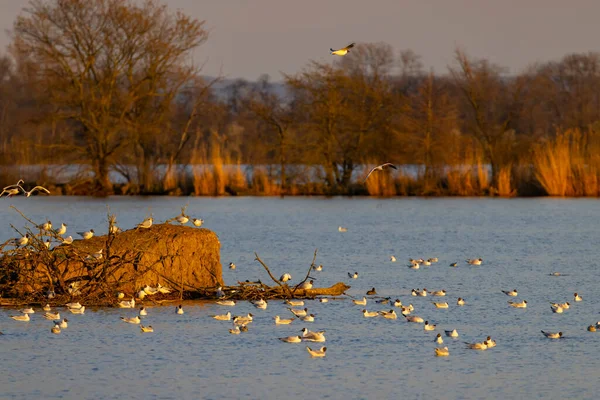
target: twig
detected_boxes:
[254,252,292,298]
[293,248,318,293]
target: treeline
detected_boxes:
[1,0,600,197]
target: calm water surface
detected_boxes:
[1,197,599,399]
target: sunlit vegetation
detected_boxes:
[1,1,600,197]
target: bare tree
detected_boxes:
[11,0,208,194]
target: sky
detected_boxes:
[0,0,599,81]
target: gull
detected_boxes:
[176,305,184,314]
[44,312,60,320]
[192,218,204,227]
[404,315,424,323]
[69,306,85,314]
[289,308,308,317]
[433,302,449,309]
[364,163,397,182]
[233,314,253,325]
[457,298,466,306]
[330,42,355,56]
[502,289,518,297]
[338,226,348,232]
[253,300,268,310]
[363,309,379,318]
[143,285,159,296]
[0,187,22,198]
[140,325,154,333]
[274,315,295,325]
[62,236,73,245]
[216,300,236,306]
[352,297,367,306]
[22,186,51,197]
[44,239,51,249]
[280,273,292,282]
[449,262,458,267]
[376,297,390,305]
[319,298,329,303]
[14,234,29,247]
[541,330,563,339]
[424,321,436,331]
[306,346,327,357]
[2,179,24,191]
[117,292,125,299]
[176,215,189,224]
[139,307,148,316]
[137,290,147,300]
[429,258,439,263]
[466,258,483,265]
[279,335,302,343]
[109,224,122,234]
[348,272,358,279]
[554,302,570,310]
[508,300,527,308]
[65,302,82,309]
[313,264,323,271]
[550,305,563,314]
[466,341,488,350]
[85,249,103,262]
[136,217,153,229]
[43,304,51,311]
[21,307,35,314]
[212,312,232,321]
[393,299,402,307]
[39,221,52,231]
[422,260,431,266]
[484,336,497,348]
[301,328,326,342]
[216,287,225,298]
[229,262,236,270]
[298,280,313,290]
[379,310,398,319]
[435,347,450,357]
[229,326,241,335]
[119,298,135,308]
[366,288,377,295]
[401,306,412,315]
[10,314,30,322]
[417,289,428,297]
[431,290,447,297]
[588,325,597,332]
[57,318,68,329]
[157,284,171,294]
[240,324,249,332]
[390,255,396,262]
[121,316,141,324]
[574,293,583,302]
[286,300,304,307]
[435,333,444,344]
[51,325,61,334]
[253,298,266,306]
[445,329,459,338]
[301,314,315,322]
[77,229,95,240]
[56,223,67,235]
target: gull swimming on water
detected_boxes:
[390,255,397,262]
[541,330,563,339]
[435,333,444,344]
[364,163,397,182]
[286,300,304,307]
[435,347,449,357]
[51,325,61,334]
[69,306,85,314]
[502,289,518,297]
[449,262,458,267]
[289,308,308,317]
[43,304,51,311]
[139,307,148,316]
[77,229,95,240]
[119,298,135,308]
[176,305,184,314]
[338,226,348,232]
[301,314,315,322]
[363,309,379,318]
[21,307,35,314]
[229,262,236,270]
[306,346,327,357]
[366,288,377,295]
[508,300,527,308]
[379,310,398,319]
[274,315,295,325]
[466,258,483,265]
[58,318,68,329]
[10,313,31,322]
[445,329,459,338]
[216,300,236,306]
[352,297,367,306]
[120,316,141,324]
[465,341,488,350]
[140,325,154,333]
[279,335,302,343]
[44,312,60,320]
[433,302,449,309]
[550,304,564,313]
[229,326,241,335]
[424,321,436,331]
[313,264,323,271]
[404,315,424,323]
[330,42,355,56]
[301,328,326,342]
[212,312,232,321]
[348,272,359,279]
[457,298,466,306]
[431,290,447,297]
[574,293,583,302]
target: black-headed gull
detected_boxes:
[330,42,355,56]
[364,163,397,182]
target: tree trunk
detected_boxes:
[94,157,113,195]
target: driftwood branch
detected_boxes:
[254,252,292,298]
[293,248,318,293]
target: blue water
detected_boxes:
[1,197,599,399]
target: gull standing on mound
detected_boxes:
[192,218,204,227]
[137,217,153,229]
[78,229,95,240]
[364,163,397,182]
[330,42,355,56]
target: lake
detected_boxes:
[1,197,599,399]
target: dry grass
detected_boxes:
[495,164,517,197]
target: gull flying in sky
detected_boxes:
[364,163,397,182]
[330,42,355,56]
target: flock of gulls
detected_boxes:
[1,167,591,359]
